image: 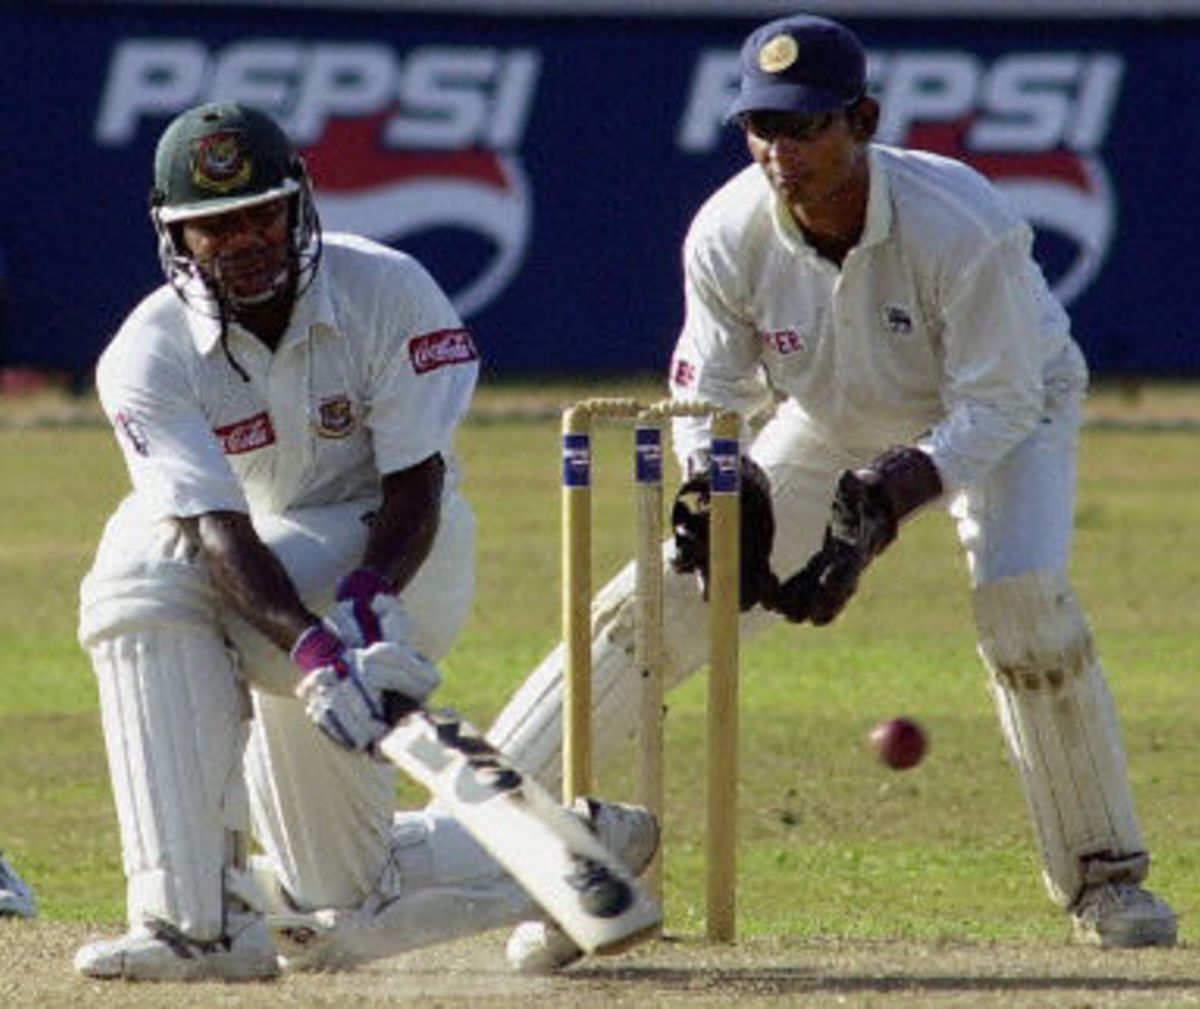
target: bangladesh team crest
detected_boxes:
[315,394,357,439]
[191,130,253,194]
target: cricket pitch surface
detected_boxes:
[5,923,1199,1009]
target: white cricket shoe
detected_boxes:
[579,798,661,876]
[1070,883,1177,948]
[506,797,660,974]
[506,919,584,973]
[0,852,37,919]
[74,912,280,981]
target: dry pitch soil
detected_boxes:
[3,923,1199,1009]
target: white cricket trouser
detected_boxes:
[79,490,481,933]
[491,346,1150,906]
[488,385,1086,790]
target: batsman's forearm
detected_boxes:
[361,519,438,595]
[183,511,320,652]
[362,457,445,592]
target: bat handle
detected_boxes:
[383,691,421,725]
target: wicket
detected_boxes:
[560,397,741,942]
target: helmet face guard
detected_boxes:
[149,103,322,314]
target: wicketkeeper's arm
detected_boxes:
[765,446,943,625]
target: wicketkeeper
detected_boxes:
[76,102,656,981]
[489,13,1176,971]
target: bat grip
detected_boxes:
[383,691,421,725]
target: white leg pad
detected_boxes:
[973,570,1148,908]
[88,626,253,940]
[78,496,222,647]
[487,550,776,793]
[489,559,669,793]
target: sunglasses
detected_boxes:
[741,102,860,143]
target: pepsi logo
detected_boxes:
[869,52,1121,306]
[305,114,532,319]
[900,118,1114,307]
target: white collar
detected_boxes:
[185,265,335,357]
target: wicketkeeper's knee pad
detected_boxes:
[973,569,1148,907]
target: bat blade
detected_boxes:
[378,709,661,955]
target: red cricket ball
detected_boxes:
[869,716,927,770]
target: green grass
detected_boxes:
[3,393,1199,945]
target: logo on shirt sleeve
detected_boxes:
[671,357,697,388]
[114,409,150,457]
[760,328,808,355]
[882,304,914,335]
[409,328,479,374]
[214,412,277,455]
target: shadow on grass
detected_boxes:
[566,964,1197,996]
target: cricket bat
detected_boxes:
[377,707,662,956]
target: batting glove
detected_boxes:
[292,624,440,752]
[333,567,398,645]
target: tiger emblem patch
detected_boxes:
[315,395,357,439]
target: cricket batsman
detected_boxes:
[76,102,656,981]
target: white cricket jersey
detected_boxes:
[669,144,1086,493]
[96,233,479,519]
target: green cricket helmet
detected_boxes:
[149,102,321,309]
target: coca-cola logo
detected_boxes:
[410,328,479,375]
[214,412,276,455]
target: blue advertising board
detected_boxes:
[2,6,1196,378]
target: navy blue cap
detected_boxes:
[727,14,866,122]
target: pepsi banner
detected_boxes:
[2,7,1197,378]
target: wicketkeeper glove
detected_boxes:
[291,624,440,752]
[670,454,779,611]
[764,446,943,626]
